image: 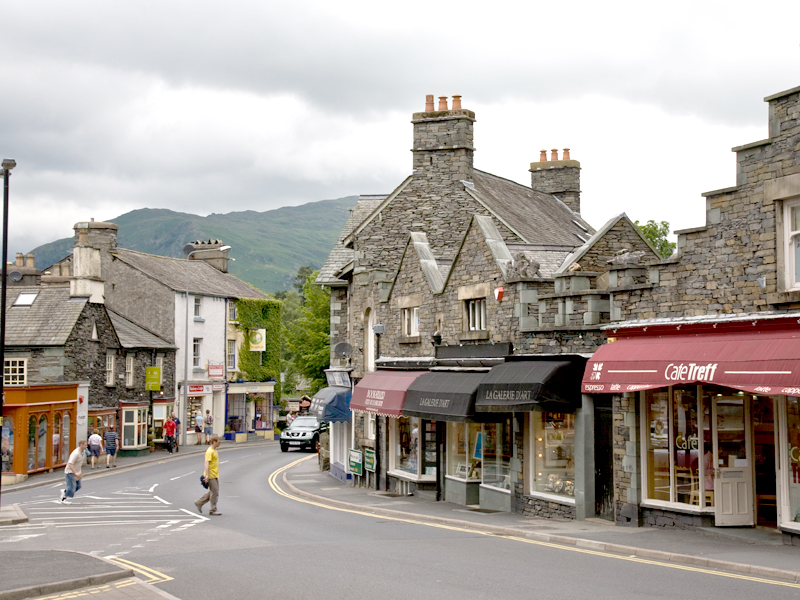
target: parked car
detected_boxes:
[280,415,327,452]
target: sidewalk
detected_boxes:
[282,456,800,584]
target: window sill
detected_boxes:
[192,368,206,374]
[399,335,420,344]
[480,483,511,495]
[641,499,714,514]
[767,290,800,305]
[387,469,436,483]
[193,317,205,322]
[460,330,489,341]
[780,522,800,535]
[445,475,481,484]
[526,490,576,506]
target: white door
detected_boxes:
[713,395,754,526]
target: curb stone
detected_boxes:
[281,469,800,585]
[0,570,134,600]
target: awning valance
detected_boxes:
[475,358,585,412]
[404,372,487,422]
[581,330,800,394]
[351,371,427,417]
[309,386,352,423]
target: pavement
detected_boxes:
[3,438,800,598]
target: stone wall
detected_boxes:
[529,158,581,214]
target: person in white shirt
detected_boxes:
[87,429,104,469]
[61,440,87,504]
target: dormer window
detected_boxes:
[13,292,37,306]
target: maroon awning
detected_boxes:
[351,371,427,417]
[582,330,800,395]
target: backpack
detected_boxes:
[205,414,213,426]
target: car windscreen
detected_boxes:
[291,417,318,428]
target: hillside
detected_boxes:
[30,197,358,293]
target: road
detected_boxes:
[2,444,799,600]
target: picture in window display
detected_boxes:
[395,417,436,477]
[532,412,575,498]
[788,397,800,523]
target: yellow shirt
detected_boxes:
[205,446,219,479]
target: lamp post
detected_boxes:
[181,244,230,446]
[0,159,16,507]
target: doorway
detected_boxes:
[753,398,777,527]
[712,395,754,526]
[594,396,614,520]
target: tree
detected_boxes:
[293,266,315,295]
[286,271,330,395]
[634,219,676,258]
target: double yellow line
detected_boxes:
[271,456,800,590]
[106,556,173,583]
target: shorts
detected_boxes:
[195,425,202,433]
[204,427,213,435]
[106,447,117,456]
[89,445,102,457]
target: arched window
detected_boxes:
[37,415,47,469]
[1,417,14,473]
[62,413,71,463]
[27,416,36,471]
[53,413,61,465]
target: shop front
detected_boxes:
[119,401,149,456]
[1,383,78,484]
[310,385,352,482]
[152,397,176,443]
[227,381,275,440]
[88,408,117,438]
[582,320,800,538]
[180,383,224,443]
[350,371,427,495]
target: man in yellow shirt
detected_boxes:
[194,434,222,515]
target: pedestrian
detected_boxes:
[60,440,87,504]
[204,409,214,444]
[171,412,181,452]
[194,434,222,515]
[163,414,177,454]
[194,410,203,444]
[104,425,119,468]
[87,429,103,469]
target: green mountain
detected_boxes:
[30,197,358,293]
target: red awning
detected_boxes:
[351,371,427,417]
[582,330,800,395]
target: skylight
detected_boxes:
[14,292,38,306]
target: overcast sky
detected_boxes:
[2,1,799,256]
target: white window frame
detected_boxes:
[227,339,236,370]
[125,355,134,387]
[4,358,26,386]
[13,292,37,306]
[228,302,238,322]
[402,306,419,337]
[466,298,487,331]
[368,413,376,440]
[784,199,800,291]
[106,354,115,386]
[194,297,202,317]
[193,338,202,368]
[121,407,148,449]
[387,417,436,482]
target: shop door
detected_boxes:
[594,400,614,520]
[713,395,754,527]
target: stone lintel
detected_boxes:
[731,138,771,153]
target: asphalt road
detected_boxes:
[3,445,799,600]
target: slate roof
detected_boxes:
[4,288,86,346]
[113,249,268,299]
[108,310,175,350]
[468,170,595,246]
[316,195,386,285]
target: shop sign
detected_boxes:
[664,363,718,383]
[145,367,161,391]
[364,448,376,472]
[212,384,225,391]
[287,401,300,412]
[188,385,212,395]
[249,329,267,352]
[348,448,363,476]
[364,389,385,408]
[208,364,224,378]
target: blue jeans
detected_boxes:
[65,473,82,498]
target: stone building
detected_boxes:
[580,84,800,543]
[316,95,653,516]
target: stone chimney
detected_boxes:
[530,148,581,214]
[187,239,231,273]
[70,220,118,303]
[412,94,475,183]
[7,252,41,287]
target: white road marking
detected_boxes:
[170,471,195,480]
[153,496,171,505]
[0,534,43,543]
[148,484,158,492]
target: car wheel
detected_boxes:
[310,435,319,452]
[280,443,289,453]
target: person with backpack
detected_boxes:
[204,409,214,444]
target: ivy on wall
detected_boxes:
[235,298,283,401]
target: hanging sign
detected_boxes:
[145,367,161,391]
[208,364,224,378]
[364,448,376,473]
[249,329,267,352]
[348,448,363,476]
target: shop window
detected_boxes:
[466,298,486,331]
[106,354,115,386]
[53,413,61,466]
[783,199,800,290]
[787,397,800,524]
[4,358,26,385]
[193,338,202,368]
[37,415,47,469]
[227,339,236,370]
[483,420,513,491]
[122,408,148,448]
[532,412,575,498]
[402,307,419,337]
[27,416,36,471]
[126,355,134,387]
[391,417,436,478]
[2,417,14,472]
[61,413,70,463]
[447,422,482,481]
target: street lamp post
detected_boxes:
[0,159,16,508]
[181,244,230,446]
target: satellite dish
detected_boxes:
[9,271,22,281]
[333,342,353,358]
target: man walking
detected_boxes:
[171,412,181,452]
[104,425,119,468]
[195,434,221,516]
[60,440,87,504]
[163,414,176,454]
[204,409,214,444]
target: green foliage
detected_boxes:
[287,271,330,395]
[634,219,676,258]
[28,198,357,293]
[235,298,283,401]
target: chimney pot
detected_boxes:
[425,94,434,111]
[539,150,548,162]
[25,253,34,268]
[15,252,23,267]
[452,95,462,110]
[563,148,571,160]
[551,149,559,161]
[438,96,448,111]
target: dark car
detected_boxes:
[280,415,327,452]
